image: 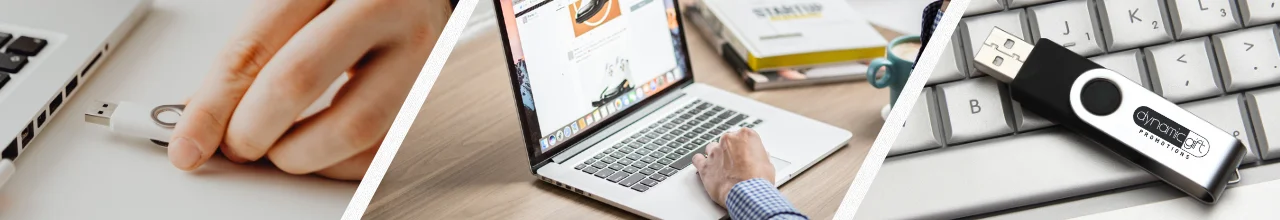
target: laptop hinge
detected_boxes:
[550,89,690,164]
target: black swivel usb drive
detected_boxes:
[972,28,1246,204]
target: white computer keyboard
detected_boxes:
[860,0,1280,219]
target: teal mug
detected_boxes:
[867,35,922,107]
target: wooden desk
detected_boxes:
[364,19,897,219]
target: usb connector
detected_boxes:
[84,100,175,144]
[973,27,1034,83]
[85,101,118,126]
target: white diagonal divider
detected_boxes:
[831,0,970,219]
[340,0,480,218]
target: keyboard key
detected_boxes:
[582,166,599,174]
[629,161,646,169]
[7,36,46,56]
[639,168,656,175]
[664,153,681,160]
[617,158,634,165]
[625,153,641,160]
[1240,0,1280,26]
[620,174,645,187]
[1144,37,1223,102]
[642,143,657,150]
[0,32,10,45]
[1027,0,1105,56]
[648,163,665,170]
[700,134,716,140]
[962,10,1029,77]
[648,150,665,158]
[1008,0,1055,8]
[929,33,967,85]
[592,161,608,168]
[860,130,1153,219]
[1247,87,1280,160]
[607,163,625,171]
[682,142,699,150]
[1182,95,1260,163]
[1211,25,1280,92]
[649,173,667,182]
[607,172,628,182]
[1095,0,1175,51]
[671,142,707,169]
[1010,98,1055,131]
[936,77,1015,144]
[659,167,678,176]
[631,184,650,192]
[0,73,9,89]
[623,167,641,175]
[0,53,28,73]
[594,169,616,178]
[1166,0,1240,39]
[574,163,587,170]
[892,89,943,155]
[726,115,749,126]
[640,178,659,187]
[966,0,1006,15]
[1089,49,1151,89]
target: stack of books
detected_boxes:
[685,0,887,90]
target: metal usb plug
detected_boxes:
[973,27,1033,83]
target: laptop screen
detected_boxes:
[496,0,691,160]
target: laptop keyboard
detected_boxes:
[0,31,47,89]
[573,100,763,192]
[862,0,1280,219]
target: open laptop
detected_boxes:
[0,0,151,188]
[493,0,853,218]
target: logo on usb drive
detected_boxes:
[1134,106,1209,159]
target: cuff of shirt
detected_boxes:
[726,178,808,220]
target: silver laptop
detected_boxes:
[0,0,151,187]
[493,0,852,218]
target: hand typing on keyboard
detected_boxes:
[165,0,453,180]
[692,128,806,219]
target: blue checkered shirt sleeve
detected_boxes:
[726,178,807,220]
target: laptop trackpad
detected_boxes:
[770,156,791,173]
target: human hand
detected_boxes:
[691,128,776,207]
[168,0,452,180]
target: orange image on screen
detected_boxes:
[570,0,622,36]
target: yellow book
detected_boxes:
[697,0,887,71]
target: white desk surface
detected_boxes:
[0,1,357,219]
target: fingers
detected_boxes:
[168,0,332,170]
[222,4,389,162]
[265,43,427,174]
[719,128,764,161]
[692,153,708,173]
[313,146,378,181]
[705,140,722,159]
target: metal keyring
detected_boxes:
[1228,169,1241,184]
[151,104,185,128]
